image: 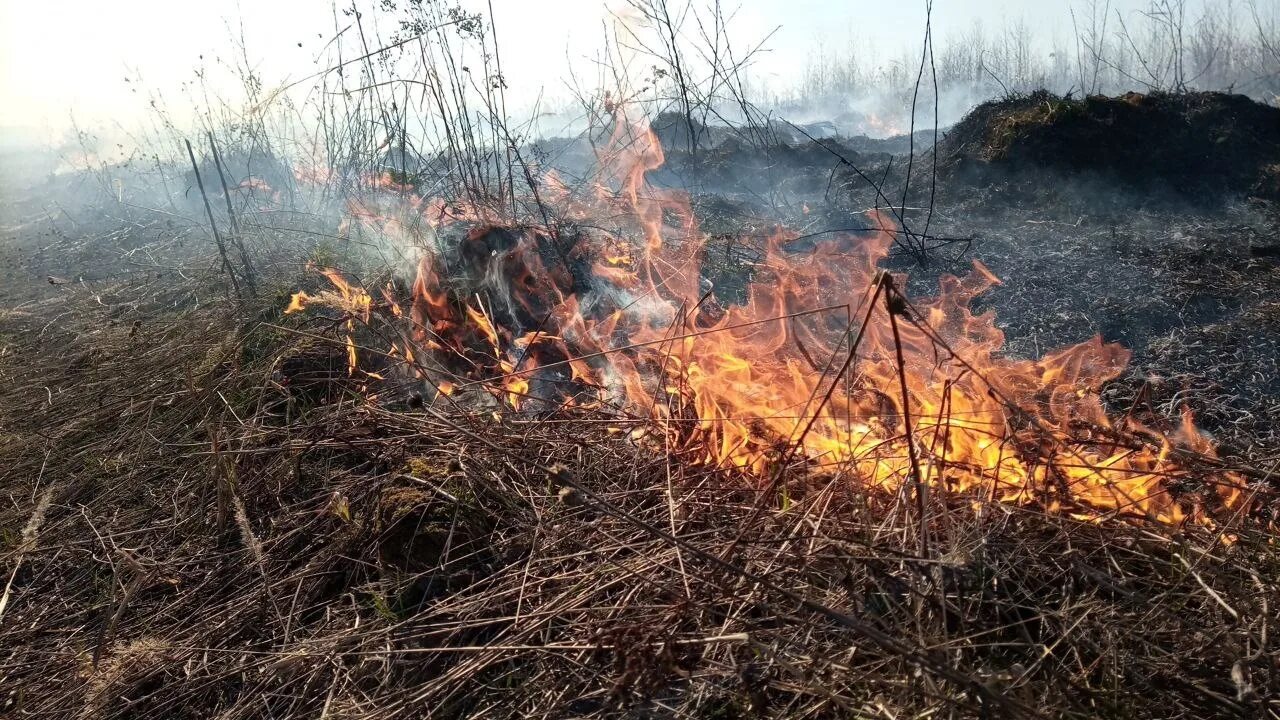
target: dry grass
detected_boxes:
[5,1,1277,711]
[0,252,1276,719]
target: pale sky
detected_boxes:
[0,0,1184,139]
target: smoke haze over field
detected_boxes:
[4,0,1275,146]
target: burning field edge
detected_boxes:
[0,215,1277,719]
[1,92,1279,718]
[0,265,1276,718]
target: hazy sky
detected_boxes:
[0,0,1183,137]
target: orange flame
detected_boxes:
[286,103,1246,529]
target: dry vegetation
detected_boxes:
[0,250,1275,717]
[2,2,1279,718]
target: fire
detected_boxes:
[284,266,374,376]
[368,171,414,194]
[284,291,310,314]
[237,176,274,193]
[293,162,333,186]
[285,104,1247,528]
[863,112,905,138]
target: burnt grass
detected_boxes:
[1,93,1279,719]
[662,90,1280,455]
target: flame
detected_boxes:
[284,292,310,314]
[284,267,374,378]
[284,102,1247,529]
[293,162,333,186]
[368,171,414,194]
[237,176,274,193]
[345,336,358,376]
[863,112,905,138]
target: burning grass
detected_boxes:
[0,270,1276,718]
[5,0,1280,705]
[286,108,1252,531]
[1,107,1276,719]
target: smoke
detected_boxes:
[7,0,1278,302]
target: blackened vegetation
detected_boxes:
[418,224,612,409]
[637,92,1280,458]
[937,90,1280,202]
[451,224,589,328]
